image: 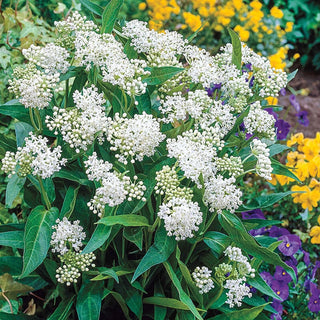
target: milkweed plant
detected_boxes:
[0,2,299,319]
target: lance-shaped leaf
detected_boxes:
[227,28,242,70]
[101,0,123,34]
[21,206,59,278]
[0,273,33,300]
[143,67,185,85]
[0,231,24,249]
[97,215,150,227]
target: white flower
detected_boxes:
[192,266,215,294]
[107,112,165,164]
[157,197,202,240]
[84,152,113,182]
[224,277,252,308]
[250,139,273,180]
[203,175,242,213]
[51,218,86,255]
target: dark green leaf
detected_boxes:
[5,175,26,208]
[0,134,17,157]
[228,28,242,70]
[0,100,30,123]
[132,226,176,282]
[209,303,267,320]
[163,262,202,320]
[287,69,298,83]
[0,231,24,249]
[219,211,296,282]
[79,0,103,16]
[15,122,33,147]
[0,257,22,276]
[48,296,75,320]
[268,144,289,157]
[271,158,301,183]
[82,224,112,254]
[103,289,130,320]
[60,66,85,81]
[53,169,91,186]
[123,227,143,251]
[101,0,123,34]
[98,215,150,227]
[27,175,56,204]
[76,281,104,320]
[60,185,80,218]
[91,266,134,281]
[143,67,184,85]
[144,297,193,311]
[203,232,232,258]
[243,219,282,230]
[247,274,281,300]
[21,206,59,278]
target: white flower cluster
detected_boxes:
[74,30,149,95]
[157,197,202,240]
[1,133,66,179]
[51,217,96,286]
[159,90,210,124]
[192,266,215,294]
[203,175,242,214]
[56,251,96,286]
[22,43,70,74]
[8,64,62,109]
[46,85,108,153]
[224,277,252,308]
[250,139,273,180]
[123,20,187,67]
[216,154,244,177]
[51,217,86,255]
[107,112,165,164]
[155,165,193,201]
[167,128,223,186]
[85,153,146,216]
[244,102,276,140]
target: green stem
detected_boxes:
[65,79,69,108]
[204,285,223,310]
[38,176,51,210]
[29,108,39,131]
[122,90,128,113]
[73,282,79,294]
[148,216,160,233]
[34,108,43,132]
[202,211,218,235]
[184,241,199,265]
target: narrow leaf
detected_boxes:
[48,296,75,320]
[79,0,103,16]
[21,206,59,278]
[5,175,26,208]
[15,122,33,147]
[97,215,150,227]
[60,185,80,218]
[101,0,123,34]
[143,67,184,85]
[0,231,24,248]
[82,224,112,254]
[227,28,242,70]
[0,100,30,123]
[203,232,232,258]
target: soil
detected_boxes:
[278,68,320,138]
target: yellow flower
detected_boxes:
[287,133,304,147]
[270,6,284,19]
[295,161,310,182]
[234,25,250,42]
[138,2,147,10]
[285,21,294,32]
[293,53,300,59]
[309,178,320,191]
[287,151,305,167]
[291,185,309,203]
[266,97,278,105]
[302,139,320,161]
[183,12,202,32]
[250,0,262,10]
[310,226,320,244]
[232,0,243,10]
[300,189,320,210]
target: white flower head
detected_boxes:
[192,266,215,294]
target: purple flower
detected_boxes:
[303,250,311,266]
[296,111,309,127]
[265,107,278,120]
[312,261,320,280]
[243,63,252,72]
[308,283,320,313]
[280,88,286,96]
[261,271,273,286]
[271,280,289,300]
[246,283,257,294]
[206,84,221,97]
[289,94,301,112]
[274,266,292,284]
[275,119,290,140]
[242,209,265,220]
[271,314,282,320]
[249,76,254,88]
[268,226,290,238]
[271,299,283,314]
[278,234,301,256]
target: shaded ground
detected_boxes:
[278,69,320,138]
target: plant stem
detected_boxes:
[184,241,198,265]
[34,108,43,132]
[38,176,51,210]
[2,292,13,313]
[29,108,39,131]
[202,211,218,235]
[73,282,79,294]
[65,79,69,108]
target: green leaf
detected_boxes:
[15,122,33,147]
[91,266,134,281]
[76,281,104,320]
[101,0,123,34]
[132,226,176,282]
[60,185,80,218]
[0,100,30,123]
[82,224,112,254]
[0,257,22,276]
[21,206,59,278]
[237,191,294,211]
[287,69,298,83]
[247,274,281,300]
[27,175,56,204]
[0,273,33,300]
[143,67,185,85]
[95,268,119,283]
[53,169,91,186]
[219,211,296,282]
[0,134,17,157]
[123,227,143,251]
[203,232,232,258]
[227,28,242,70]
[103,289,130,320]
[144,297,195,311]
[243,219,282,230]
[0,314,41,319]
[163,262,203,320]
[97,215,150,227]
[48,296,75,320]
[268,144,290,157]
[59,66,85,81]
[79,0,103,16]
[271,158,301,183]
[209,303,267,320]
[5,175,26,208]
[0,231,24,249]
